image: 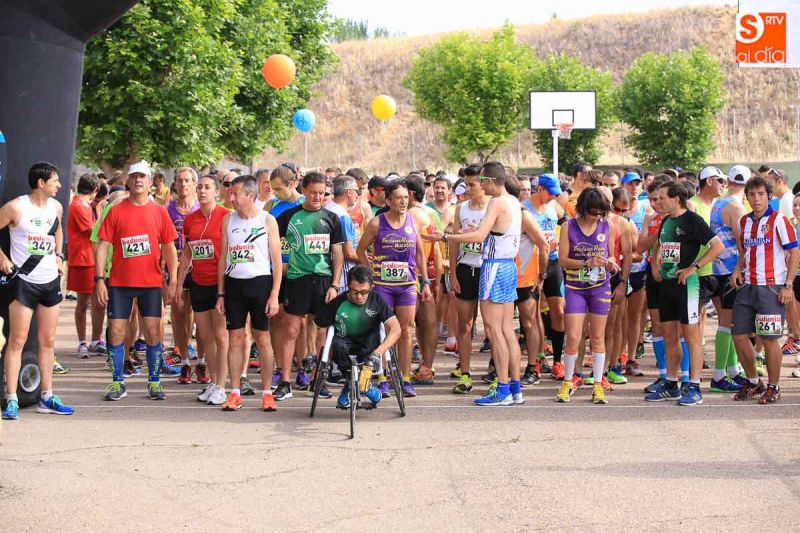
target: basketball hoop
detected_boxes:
[556,122,574,140]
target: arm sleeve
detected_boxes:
[696,214,716,245]
[276,210,288,238]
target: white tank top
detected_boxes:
[482,195,521,260]
[10,195,60,284]
[457,200,488,267]
[224,210,271,279]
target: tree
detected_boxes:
[529,54,617,170]
[403,23,538,164]
[78,0,334,173]
[619,47,725,169]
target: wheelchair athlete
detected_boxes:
[314,265,401,409]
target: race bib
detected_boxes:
[543,229,557,252]
[755,314,782,336]
[578,266,606,283]
[661,242,680,264]
[228,243,254,264]
[304,233,330,255]
[280,237,290,254]
[121,235,151,259]
[460,242,482,255]
[381,261,409,282]
[190,239,214,260]
[26,234,54,256]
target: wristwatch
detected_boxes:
[94,275,105,282]
[691,261,701,270]
[56,252,65,260]
[784,282,793,289]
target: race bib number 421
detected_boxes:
[121,235,151,259]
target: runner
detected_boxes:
[177,174,229,405]
[345,168,373,241]
[325,175,360,291]
[426,175,457,352]
[151,171,170,205]
[217,169,237,211]
[707,166,748,392]
[556,187,623,404]
[67,173,106,358]
[95,161,179,402]
[366,176,388,215]
[430,162,523,406]
[0,162,74,420]
[254,168,274,210]
[275,171,344,401]
[358,180,432,398]
[167,167,200,380]
[525,173,567,379]
[730,176,799,403]
[645,181,723,406]
[217,175,282,411]
[565,162,594,218]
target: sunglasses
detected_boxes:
[613,206,628,214]
[479,176,495,181]
[349,288,371,296]
[222,181,232,188]
[587,208,606,216]
[324,192,331,197]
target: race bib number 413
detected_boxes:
[661,242,680,264]
[460,242,482,255]
[121,235,151,259]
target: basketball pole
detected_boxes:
[552,129,559,175]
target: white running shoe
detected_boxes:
[77,342,90,359]
[197,383,216,402]
[512,392,525,405]
[207,387,227,406]
[791,368,800,378]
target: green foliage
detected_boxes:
[78,0,334,170]
[530,54,617,170]
[330,17,391,43]
[403,23,538,164]
[619,47,725,169]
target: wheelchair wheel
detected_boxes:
[309,360,328,418]
[349,368,358,439]
[388,348,406,417]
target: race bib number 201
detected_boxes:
[190,239,214,260]
[755,314,782,336]
[121,235,151,259]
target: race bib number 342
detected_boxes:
[228,243,254,264]
[121,235,151,259]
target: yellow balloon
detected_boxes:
[371,95,397,121]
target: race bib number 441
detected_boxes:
[304,233,330,255]
[661,242,680,264]
[26,234,55,256]
[755,314,782,336]
[121,235,151,259]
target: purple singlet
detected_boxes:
[564,218,612,316]
[168,199,200,253]
[372,212,418,308]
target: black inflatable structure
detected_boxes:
[0,1,139,407]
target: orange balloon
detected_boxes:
[262,54,296,89]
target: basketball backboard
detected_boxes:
[529,91,596,130]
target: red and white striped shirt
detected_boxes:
[739,207,798,285]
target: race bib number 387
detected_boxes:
[121,235,151,259]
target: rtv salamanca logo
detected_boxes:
[736,12,787,65]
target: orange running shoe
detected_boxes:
[551,361,565,380]
[584,356,593,368]
[571,374,584,390]
[619,352,629,366]
[601,375,614,391]
[222,391,242,411]
[261,393,277,412]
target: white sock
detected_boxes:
[592,352,606,383]
[563,352,578,381]
[231,388,240,395]
[41,390,53,401]
[197,357,206,365]
[6,393,18,402]
[712,370,726,381]
[79,340,87,346]
[446,336,456,345]
[262,390,273,397]
[727,365,740,377]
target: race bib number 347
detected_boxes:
[121,235,151,259]
[26,234,55,256]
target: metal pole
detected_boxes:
[411,128,417,170]
[796,105,800,164]
[621,123,626,167]
[552,129,559,176]
[732,107,737,162]
[516,132,521,168]
[304,134,308,168]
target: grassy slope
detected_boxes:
[256,6,800,174]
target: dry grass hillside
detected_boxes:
[256,6,800,174]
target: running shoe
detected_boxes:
[337,383,350,409]
[755,356,766,377]
[584,374,595,386]
[444,342,457,354]
[207,386,226,405]
[733,379,766,401]
[584,356,593,368]
[710,376,742,393]
[401,381,417,398]
[537,355,552,374]
[295,370,311,391]
[53,358,70,375]
[555,381,573,402]
[195,363,210,384]
[160,362,180,376]
[479,338,491,353]
[450,366,463,378]
[104,381,127,401]
[521,365,540,386]
[261,393,277,411]
[782,337,800,356]
[759,385,781,404]
[512,392,525,405]
[592,383,608,404]
[250,342,259,358]
[198,383,216,402]
[644,377,667,394]
[571,374,584,390]
[37,395,74,415]
[625,361,644,377]
[147,382,166,400]
[488,377,498,395]
[474,389,513,406]
[317,383,332,399]
[378,380,390,398]
[178,364,193,384]
[411,367,434,385]
[134,339,147,353]
[635,342,645,360]
[123,359,140,377]
[164,351,182,367]
[129,351,143,368]
[791,368,800,378]
[453,374,473,394]
[551,361,565,380]
[249,359,261,369]
[65,291,77,300]
[481,369,497,384]
[678,385,703,406]
[274,381,293,401]
[643,331,653,344]
[619,353,629,367]
[271,369,282,388]
[412,344,421,364]
[89,339,108,355]
[77,342,90,359]
[222,391,242,411]
[732,373,750,387]
[2,400,19,420]
[187,344,198,359]
[606,366,628,385]
[365,384,381,406]
[240,375,256,396]
[702,360,710,369]
[644,382,681,401]
[600,375,613,391]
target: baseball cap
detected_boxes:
[537,173,562,196]
[768,168,789,182]
[127,161,151,178]
[621,172,642,184]
[368,176,388,190]
[728,165,751,185]
[280,162,297,174]
[699,166,725,181]
[454,182,467,196]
